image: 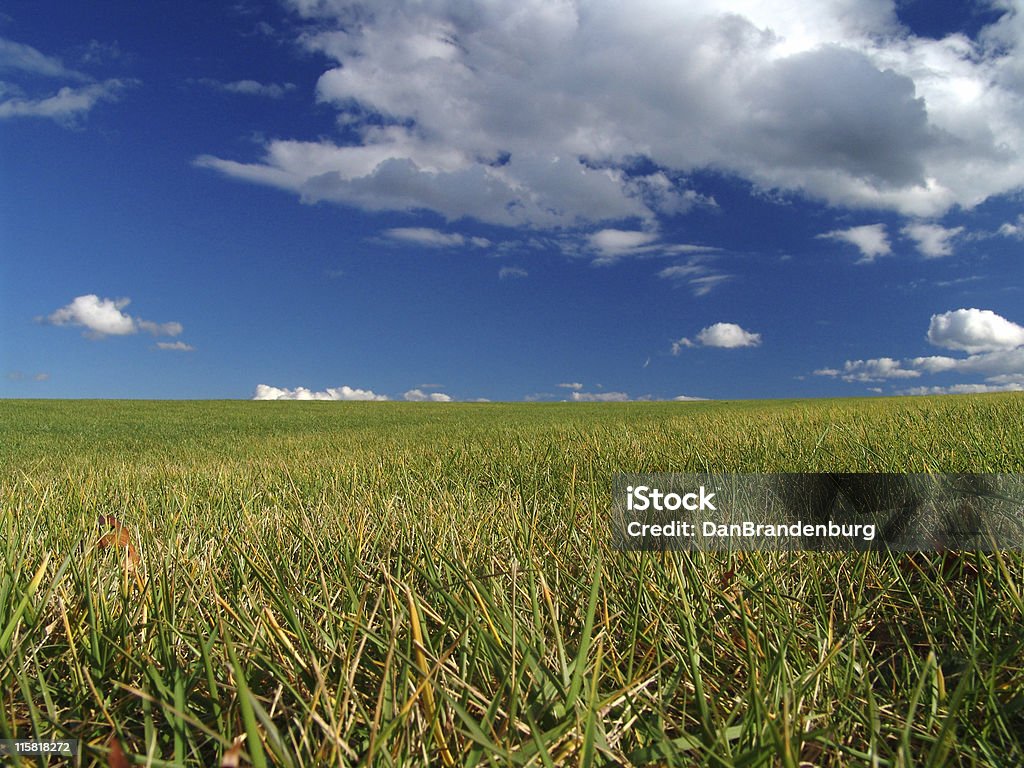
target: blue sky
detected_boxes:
[2,0,1023,402]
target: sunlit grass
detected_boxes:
[2,394,1023,765]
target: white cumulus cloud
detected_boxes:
[253,384,388,400]
[818,224,891,263]
[927,308,1024,353]
[45,294,185,340]
[47,295,136,336]
[198,1,1024,227]
[404,388,453,401]
[674,322,762,352]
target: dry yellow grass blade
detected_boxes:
[406,586,455,767]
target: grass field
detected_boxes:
[2,394,1024,766]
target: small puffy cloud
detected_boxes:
[45,294,184,340]
[558,382,584,391]
[570,391,630,402]
[0,79,131,124]
[997,215,1023,238]
[901,222,964,258]
[199,78,296,98]
[155,341,194,351]
[254,384,388,400]
[817,224,890,263]
[47,295,136,336]
[498,266,528,279]
[674,322,762,352]
[404,388,453,402]
[384,227,489,248]
[673,394,707,401]
[927,308,1024,353]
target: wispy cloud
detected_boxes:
[6,371,49,382]
[813,357,920,382]
[197,78,296,98]
[0,79,132,124]
[902,222,963,258]
[658,262,732,296]
[570,391,630,402]
[586,228,718,266]
[384,227,490,248]
[0,36,133,125]
[155,341,195,352]
[498,266,528,279]
[0,37,88,80]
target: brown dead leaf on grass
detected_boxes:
[221,739,243,767]
[96,516,140,570]
[92,515,145,591]
[108,735,129,768]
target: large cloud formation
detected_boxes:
[198,1,1024,227]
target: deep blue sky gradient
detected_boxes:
[2,1,1023,400]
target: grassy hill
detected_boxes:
[2,394,1023,765]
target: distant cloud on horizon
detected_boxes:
[253,384,388,401]
[815,308,1024,392]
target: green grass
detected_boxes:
[2,394,1023,766]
